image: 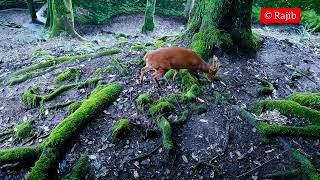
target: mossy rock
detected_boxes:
[112,119,129,138]
[137,93,152,107]
[13,120,33,139]
[257,79,274,95]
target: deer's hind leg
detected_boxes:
[152,70,165,87]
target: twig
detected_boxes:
[127,143,162,163]
[236,150,288,178]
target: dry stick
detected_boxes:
[236,150,289,178]
[127,143,162,163]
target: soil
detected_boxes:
[0,9,320,179]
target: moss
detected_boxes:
[164,69,176,79]
[149,100,174,117]
[30,49,53,60]
[67,101,83,115]
[181,84,203,102]
[142,0,156,32]
[22,78,100,108]
[251,5,261,23]
[130,44,145,50]
[176,69,198,92]
[145,40,165,48]
[173,110,189,125]
[137,93,152,107]
[114,32,127,38]
[288,92,320,111]
[250,100,320,125]
[0,146,40,166]
[111,58,129,76]
[112,119,129,138]
[13,120,33,139]
[257,122,320,137]
[8,67,57,86]
[95,65,113,74]
[54,67,81,84]
[70,154,89,180]
[14,48,121,76]
[191,29,232,59]
[264,168,302,178]
[212,91,231,105]
[157,117,173,150]
[191,104,208,115]
[257,79,274,95]
[291,149,320,179]
[26,83,122,179]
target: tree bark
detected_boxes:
[142,0,156,32]
[45,0,83,40]
[187,0,261,59]
[26,0,37,23]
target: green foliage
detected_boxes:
[0,146,40,166]
[14,48,120,76]
[54,67,81,84]
[252,5,261,23]
[67,101,83,115]
[13,120,33,139]
[112,119,129,137]
[111,58,129,76]
[250,100,320,125]
[288,92,320,111]
[149,100,174,117]
[142,0,156,32]
[70,154,89,180]
[257,79,274,95]
[96,65,113,74]
[301,10,320,32]
[212,91,231,105]
[158,117,173,150]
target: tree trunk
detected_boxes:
[45,0,83,40]
[142,0,156,32]
[26,0,37,23]
[187,0,262,59]
[183,0,193,19]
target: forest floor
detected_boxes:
[0,9,320,179]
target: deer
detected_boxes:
[139,47,220,87]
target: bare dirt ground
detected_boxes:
[0,9,320,179]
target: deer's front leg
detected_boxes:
[140,66,153,84]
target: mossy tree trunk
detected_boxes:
[187,0,261,59]
[45,0,83,40]
[183,0,193,19]
[26,0,37,23]
[142,0,156,32]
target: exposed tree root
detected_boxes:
[8,67,57,85]
[22,78,101,108]
[264,168,302,178]
[0,83,122,180]
[288,92,320,111]
[14,48,121,76]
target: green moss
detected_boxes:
[112,119,129,138]
[54,67,81,84]
[176,69,198,92]
[142,0,156,32]
[181,84,203,102]
[164,69,176,79]
[70,154,89,180]
[191,104,208,115]
[13,120,33,139]
[191,29,232,59]
[257,122,320,137]
[111,58,129,76]
[96,65,113,74]
[291,149,320,179]
[157,117,173,150]
[14,48,121,76]
[0,146,40,166]
[67,101,83,115]
[145,40,165,48]
[250,100,320,125]
[264,168,302,178]
[173,110,189,125]
[130,44,145,50]
[30,49,53,60]
[22,78,100,108]
[257,79,274,95]
[149,100,174,117]
[137,93,152,107]
[8,67,57,86]
[252,5,261,23]
[288,92,320,111]
[212,91,231,105]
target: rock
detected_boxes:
[133,170,139,178]
[141,159,150,165]
[182,155,188,163]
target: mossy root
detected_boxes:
[70,154,89,180]
[0,146,40,166]
[288,92,320,111]
[157,117,173,150]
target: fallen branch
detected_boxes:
[128,143,162,163]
